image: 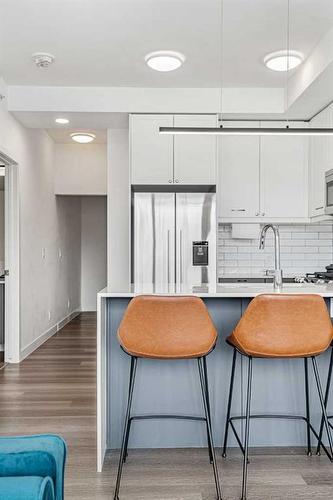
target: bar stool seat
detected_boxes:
[227,294,333,358]
[114,295,222,500]
[118,295,217,359]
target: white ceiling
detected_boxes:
[0,0,333,88]
[15,111,129,131]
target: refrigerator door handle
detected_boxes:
[179,229,183,286]
[167,229,170,285]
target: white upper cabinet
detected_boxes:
[173,115,217,184]
[130,114,217,185]
[309,107,332,218]
[218,121,309,222]
[218,121,260,219]
[260,121,308,219]
[130,114,174,185]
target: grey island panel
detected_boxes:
[106,297,331,450]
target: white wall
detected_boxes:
[0,78,81,358]
[81,196,107,311]
[0,190,4,274]
[55,143,107,195]
[107,129,130,287]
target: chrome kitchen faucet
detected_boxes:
[259,224,283,290]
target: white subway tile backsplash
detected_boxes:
[218,223,333,277]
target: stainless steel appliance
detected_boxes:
[133,192,216,291]
[325,169,333,215]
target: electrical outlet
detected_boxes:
[42,247,46,259]
[48,310,51,321]
[67,299,70,310]
[58,249,62,260]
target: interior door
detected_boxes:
[176,193,216,290]
[133,193,175,293]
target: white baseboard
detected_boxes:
[19,308,81,362]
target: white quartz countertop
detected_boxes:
[98,283,333,298]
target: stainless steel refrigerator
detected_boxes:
[133,192,216,292]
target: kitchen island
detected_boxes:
[97,283,333,471]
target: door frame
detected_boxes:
[0,150,19,363]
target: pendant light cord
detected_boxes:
[219,0,224,124]
[286,0,290,127]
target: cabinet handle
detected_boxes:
[231,209,246,212]
[261,212,266,216]
[255,212,260,216]
[175,179,180,183]
[168,179,172,183]
[315,206,324,210]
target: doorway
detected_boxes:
[0,150,19,366]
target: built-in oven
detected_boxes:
[325,169,333,215]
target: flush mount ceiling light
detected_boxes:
[70,133,96,144]
[160,0,333,137]
[145,50,185,72]
[32,52,55,68]
[55,118,69,125]
[264,50,303,72]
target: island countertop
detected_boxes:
[98,282,333,298]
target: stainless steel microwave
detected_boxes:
[326,169,333,215]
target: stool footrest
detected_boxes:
[228,413,332,461]
[129,414,206,422]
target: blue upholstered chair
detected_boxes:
[0,434,66,500]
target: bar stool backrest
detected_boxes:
[229,294,333,358]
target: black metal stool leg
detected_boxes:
[114,356,138,500]
[311,356,333,462]
[316,348,333,456]
[203,356,214,464]
[304,358,312,456]
[241,356,253,500]
[222,348,237,458]
[123,357,135,463]
[198,357,223,500]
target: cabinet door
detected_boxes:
[218,121,260,219]
[130,115,174,184]
[309,109,331,217]
[260,121,308,219]
[173,115,217,184]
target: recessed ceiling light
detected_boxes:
[264,50,303,72]
[70,133,96,144]
[55,118,69,124]
[145,51,185,72]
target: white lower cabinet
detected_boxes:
[218,121,309,222]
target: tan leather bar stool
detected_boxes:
[222,294,333,500]
[113,295,222,500]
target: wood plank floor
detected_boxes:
[1,313,333,499]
